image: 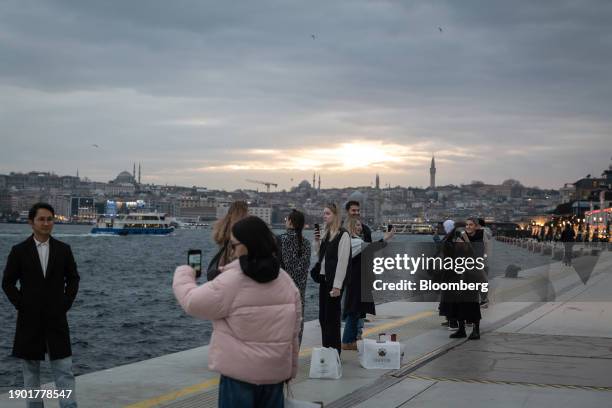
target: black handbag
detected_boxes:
[310,261,322,283]
[310,234,331,284]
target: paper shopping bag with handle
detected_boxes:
[309,347,342,379]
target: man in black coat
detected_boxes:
[345,200,372,242]
[2,202,80,408]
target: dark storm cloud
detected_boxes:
[0,0,610,189]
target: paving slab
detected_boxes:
[395,380,612,408]
[412,332,612,388]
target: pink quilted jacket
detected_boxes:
[173,260,301,384]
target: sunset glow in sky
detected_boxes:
[1,1,611,189]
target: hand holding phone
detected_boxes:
[314,223,321,241]
[187,249,202,278]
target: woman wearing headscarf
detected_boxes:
[437,219,457,330]
[445,217,484,340]
[173,216,301,408]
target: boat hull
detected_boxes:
[91,227,174,235]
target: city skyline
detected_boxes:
[0,160,596,192]
[1,1,611,190]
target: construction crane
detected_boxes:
[246,179,278,193]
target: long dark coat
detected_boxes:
[343,250,376,317]
[439,230,483,322]
[343,238,387,318]
[2,235,80,360]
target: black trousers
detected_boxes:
[318,281,342,354]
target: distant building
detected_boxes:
[112,171,137,185]
[71,197,96,220]
[574,161,612,201]
[559,183,576,203]
[249,206,272,224]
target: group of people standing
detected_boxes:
[2,200,498,407]
[173,199,389,407]
[436,217,491,340]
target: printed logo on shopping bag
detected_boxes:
[320,358,325,364]
[375,347,391,364]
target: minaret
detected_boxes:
[138,163,141,184]
[318,174,321,191]
[374,173,382,226]
[429,155,436,190]
[133,163,136,180]
[76,169,79,179]
[312,172,316,189]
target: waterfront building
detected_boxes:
[249,206,272,224]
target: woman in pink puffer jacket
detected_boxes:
[173,216,301,408]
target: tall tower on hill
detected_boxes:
[430,155,436,190]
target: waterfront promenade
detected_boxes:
[1,244,611,407]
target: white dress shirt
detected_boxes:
[33,237,50,277]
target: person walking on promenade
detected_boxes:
[277,209,311,344]
[2,203,80,408]
[561,224,576,266]
[173,216,301,408]
[445,218,484,340]
[207,201,248,280]
[313,203,351,354]
[341,217,394,350]
[345,200,372,242]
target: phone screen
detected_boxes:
[188,250,202,277]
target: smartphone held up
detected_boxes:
[187,249,202,278]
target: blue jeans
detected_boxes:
[357,316,364,339]
[22,356,77,408]
[218,375,283,408]
[342,313,362,344]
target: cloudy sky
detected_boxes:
[1,0,611,190]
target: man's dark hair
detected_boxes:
[345,200,360,211]
[28,202,55,220]
[478,218,486,227]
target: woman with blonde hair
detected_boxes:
[208,201,248,280]
[342,217,393,349]
[312,202,351,354]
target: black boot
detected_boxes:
[468,322,480,340]
[449,321,466,338]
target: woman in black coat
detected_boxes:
[341,217,393,349]
[444,218,484,340]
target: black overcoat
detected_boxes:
[2,235,80,360]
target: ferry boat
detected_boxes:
[91,212,174,235]
[385,223,435,235]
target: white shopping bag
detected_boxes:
[309,347,342,379]
[358,338,401,369]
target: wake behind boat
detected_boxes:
[91,212,174,235]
